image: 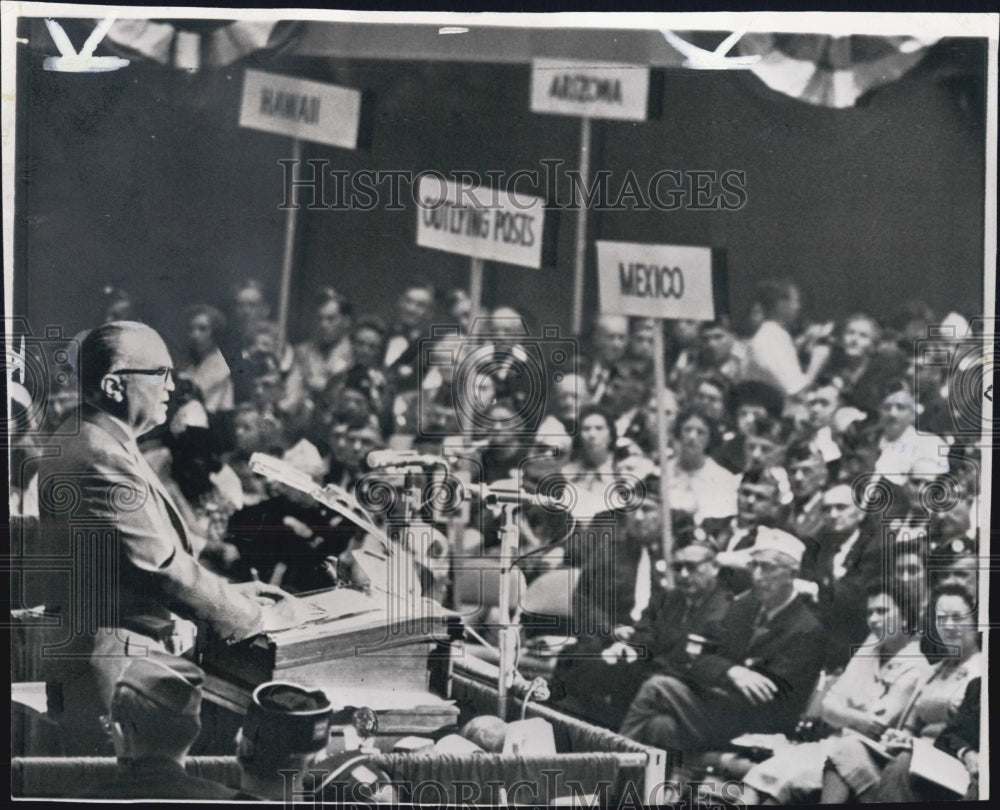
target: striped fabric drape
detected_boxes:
[97,19,297,72]
[736,33,941,108]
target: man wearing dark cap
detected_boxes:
[236,681,393,803]
[235,681,335,799]
[82,652,235,798]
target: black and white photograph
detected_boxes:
[3,5,995,805]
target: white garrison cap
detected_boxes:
[751,527,806,566]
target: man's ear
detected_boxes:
[101,374,125,403]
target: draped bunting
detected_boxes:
[736,33,941,108]
[97,19,297,72]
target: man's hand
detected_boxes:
[232,579,296,606]
[726,666,778,705]
[614,625,636,642]
[260,594,320,633]
[601,641,638,664]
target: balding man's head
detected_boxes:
[487,307,526,340]
[79,321,175,437]
[594,314,628,363]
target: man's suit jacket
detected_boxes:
[678,591,825,734]
[934,677,980,759]
[571,514,668,637]
[800,526,882,669]
[81,758,237,799]
[33,407,263,676]
[631,584,733,669]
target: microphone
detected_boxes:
[474,483,569,511]
[366,450,449,470]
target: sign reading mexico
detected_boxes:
[596,241,716,321]
[416,178,546,269]
[240,69,362,149]
[530,58,650,121]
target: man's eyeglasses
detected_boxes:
[112,367,174,384]
[671,561,706,573]
[821,502,853,512]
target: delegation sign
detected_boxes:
[416,178,546,269]
[530,58,650,121]
[240,69,362,149]
[596,241,716,320]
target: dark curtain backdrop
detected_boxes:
[15,34,986,355]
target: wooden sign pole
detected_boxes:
[570,116,591,337]
[469,256,484,326]
[277,137,303,352]
[651,320,674,581]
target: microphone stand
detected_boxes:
[483,488,527,720]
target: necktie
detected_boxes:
[631,546,652,623]
[749,606,770,647]
[132,448,192,553]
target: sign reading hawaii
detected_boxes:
[530,58,650,121]
[596,241,716,320]
[240,69,362,148]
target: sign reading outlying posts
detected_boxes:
[416,178,546,269]
[240,69,362,149]
[530,58,650,121]
[596,241,716,320]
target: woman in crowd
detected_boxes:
[873,676,980,802]
[823,313,906,416]
[820,583,982,803]
[178,304,234,414]
[666,410,738,526]
[740,581,931,805]
[562,405,618,521]
[223,402,287,504]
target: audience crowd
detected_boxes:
[8,275,984,803]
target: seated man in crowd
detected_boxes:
[619,529,824,767]
[83,653,235,799]
[798,483,882,671]
[553,542,731,728]
[800,377,847,467]
[382,278,435,391]
[714,381,785,474]
[742,415,793,475]
[289,287,354,407]
[603,357,652,440]
[875,379,949,478]
[708,467,789,595]
[740,580,932,805]
[784,442,829,541]
[676,316,747,398]
[583,313,629,405]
